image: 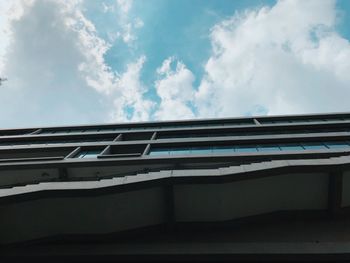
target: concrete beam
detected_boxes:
[164,180,175,231]
[328,171,343,217]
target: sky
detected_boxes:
[0,0,350,128]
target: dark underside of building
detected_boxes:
[3,112,350,261]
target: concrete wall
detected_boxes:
[0,187,165,243]
[175,173,329,221]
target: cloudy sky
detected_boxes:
[0,0,350,128]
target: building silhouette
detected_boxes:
[2,112,350,261]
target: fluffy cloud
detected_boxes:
[0,0,27,73]
[110,56,154,121]
[0,0,150,127]
[1,0,350,127]
[154,57,195,120]
[195,0,350,117]
[111,0,143,45]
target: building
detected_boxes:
[2,112,350,261]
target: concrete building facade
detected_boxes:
[2,112,350,261]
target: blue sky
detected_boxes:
[0,0,350,128]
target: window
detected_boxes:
[325,141,350,149]
[257,145,281,152]
[148,140,350,156]
[212,146,234,154]
[149,149,170,156]
[235,146,257,153]
[301,143,327,150]
[279,144,303,151]
[191,147,213,155]
[76,150,101,158]
[169,148,190,155]
[149,146,234,156]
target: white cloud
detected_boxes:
[134,17,144,29]
[1,0,350,128]
[102,2,115,13]
[154,57,195,120]
[0,0,30,73]
[0,0,151,127]
[195,0,350,117]
[116,0,132,14]
[114,0,143,45]
[110,56,154,121]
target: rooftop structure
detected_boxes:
[2,112,350,261]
